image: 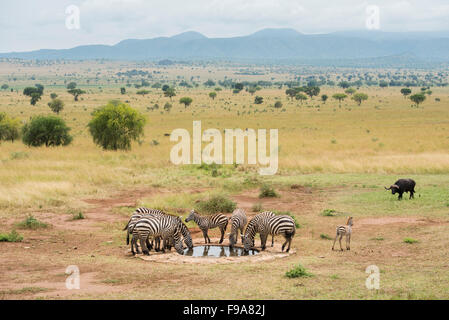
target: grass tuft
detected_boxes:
[16,215,48,230]
[285,264,313,278]
[0,230,23,242]
[404,237,419,244]
[259,184,279,198]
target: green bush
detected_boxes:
[285,264,313,278]
[320,234,332,240]
[0,230,23,242]
[321,209,337,216]
[252,203,263,212]
[195,195,236,214]
[88,101,146,150]
[22,116,72,147]
[259,185,278,198]
[0,112,21,142]
[16,215,48,230]
[71,211,85,220]
[404,237,418,244]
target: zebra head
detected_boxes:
[185,209,196,223]
[173,226,185,255]
[243,235,254,253]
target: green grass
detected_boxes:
[16,215,48,229]
[71,211,85,220]
[321,209,337,216]
[285,264,314,278]
[320,234,332,240]
[259,184,279,198]
[0,230,23,242]
[404,237,419,244]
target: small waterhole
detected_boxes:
[183,245,258,257]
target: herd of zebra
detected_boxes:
[123,207,297,256]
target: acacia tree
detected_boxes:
[295,93,307,104]
[209,92,217,100]
[179,97,193,108]
[23,85,43,105]
[68,88,86,101]
[88,101,146,150]
[321,94,328,103]
[400,88,412,98]
[304,86,320,99]
[410,93,426,107]
[254,96,264,104]
[48,98,65,114]
[332,93,348,105]
[352,93,368,106]
[164,87,176,100]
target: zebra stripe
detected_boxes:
[125,208,192,252]
[243,212,295,252]
[229,208,247,247]
[332,217,353,251]
[131,215,184,256]
[185,209,228,244]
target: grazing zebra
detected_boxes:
[123,208,165,244]
[244,211,276,248]
[229,209,247,248]
[332,217,353,251]
[185,209,228,244]
[243,212,296,253]
[124,208,192,252]
[131,215,184,256]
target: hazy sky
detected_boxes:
[1,0,449,52]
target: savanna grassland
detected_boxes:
[0,59,448,300]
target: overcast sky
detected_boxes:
[1,0,449,52]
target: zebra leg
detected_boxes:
[260,234,268,251]
[332,233,338,251]
[140,236,150,255]
[347,234,351,250]
[131,236,137,255]
[202,229,208,244]
[271,235,274,247]
[219,227,225,244]
[339,235,343,251]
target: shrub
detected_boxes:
[321,209,337,216]
[88,101,146,150]
[0,230,23,242]
[404,237,418,244]
[285,264,313,278]
[48,98,65,114]
[320,234,332,240]
[16,215,48,230]
[195,195,236,214]
[22,116,72,147]
[71,211,85,220]
[0,112,21,142]
[252,203,263,212]
[259,185,278,198]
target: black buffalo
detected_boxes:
[385,179,416,200]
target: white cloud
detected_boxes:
[0,0,449,52]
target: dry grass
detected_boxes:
[1,61,449,299]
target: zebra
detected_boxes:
[229,208,247,248]
[243,212,296,253]
[332,217,353,251]
[185,209,228,244]
[131,215,184,256]
[244,211,276,248]
[124,208,192,252]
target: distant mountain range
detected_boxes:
[2,28,449,64]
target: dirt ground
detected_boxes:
[0,185,448,300]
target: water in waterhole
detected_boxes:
[183,245,258,257]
